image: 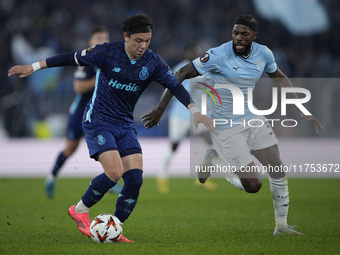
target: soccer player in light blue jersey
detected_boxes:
[44,27,121,199]
[9,14,213,242]
[143,14,324,236]
[155,43,217,193]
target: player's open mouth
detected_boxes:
[235,43,245,51]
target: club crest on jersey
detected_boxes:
[200,53,210,63]
[139,67,149,80]
[97,135,106,145]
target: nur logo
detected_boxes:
[197,82,222,115]
[199,83,312,116]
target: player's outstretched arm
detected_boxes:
[141,88,172,129]
[300,114,324,134]
[8,60,47,78]
[141,62,200,129]
[9,52,81,79]
[268,69,325,133]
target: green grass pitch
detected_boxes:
[0,178,339,255]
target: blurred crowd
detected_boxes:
[0,0,339,137]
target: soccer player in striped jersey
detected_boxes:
[45,26,121,198]
[9,14,213,242]
[143,14,324,236]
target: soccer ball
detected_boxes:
[90,214,123,243]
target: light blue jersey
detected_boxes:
[192,41,277,129]
[168,60,191,120]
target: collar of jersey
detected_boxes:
[241,46,253,59]
[124,42,137,65]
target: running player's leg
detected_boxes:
[45,138,80,198]
[69,150,122,237]
[111,128,144,242]
[204,154,261,192]
[205,128,261,192]
[157,141,178,193]
[192,125,218,191]
[252,145,302,235]
[46,112,83,198]
[158,117,190,193]
[69,124,121,236]
[51,138,80,177]
[115,153,143,224]
[250,116,302,235]
[53,113,84,178]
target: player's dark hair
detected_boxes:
[122,14,154,35]
[234,14,258,32]
[91,26,108,36]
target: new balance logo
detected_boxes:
[112,67,121,72]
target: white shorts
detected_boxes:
[211,116,278,170]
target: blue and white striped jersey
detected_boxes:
[74,41,183,127]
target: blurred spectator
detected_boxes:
[1,0,339,137]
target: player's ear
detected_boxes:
[253,32,258,40]
[123,33,130,41]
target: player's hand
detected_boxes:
[193,112,215,131]
[141,107,163,129]
[8,65,34,78]
[301,114,324,133]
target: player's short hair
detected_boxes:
[122,14,154,35]
[234,14,258,32]
[91,26,108,36]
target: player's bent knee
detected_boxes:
[105,170,124,183]
[172,142,179,152]
[243,179,262,193]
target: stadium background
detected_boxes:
[0,0,339,177]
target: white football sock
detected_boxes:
[75,199,90,213]
[269,176,289,229]
[159,149,174,179]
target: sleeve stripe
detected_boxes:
[74,52,80,66]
